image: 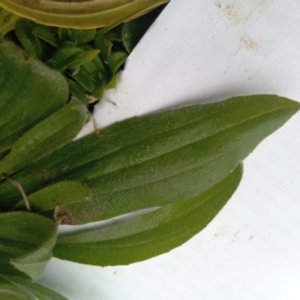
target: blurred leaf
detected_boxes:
[0,6,18,37]
[106,51,128,75]
[0,276,68,300]
[0,212,56,280]
[32,24,59,48]
[54,164,242,266]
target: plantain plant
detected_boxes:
[0,2,299,299]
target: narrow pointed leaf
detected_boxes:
[0,102,88,176]
[0,0,169,29]
[0,96,299,221]
[0,40,68,154]
[0,212,57,280]
[54,164,242,266]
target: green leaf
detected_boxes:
[0,276,68,300]
[58,28,96,46]
[0,212,57,280]
[0,0,169,29]
[14,19,45,60]
[32,24,59,48]
[54,164,242,266]
[0,102,88,176]
[0,40,68,154]
[47,44,82,71]
[14,182,91,216]
[106,51,128,75]
[2,95,298,222]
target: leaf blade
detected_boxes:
[54,164,242,266]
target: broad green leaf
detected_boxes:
[0,102,88,176]
[0,0,169,29]
[1,95,298,221]
[54,164,242,266]
[0,40,68,154]
[0,276,68,300]
[14,182,91,215]
[0,212,57,280]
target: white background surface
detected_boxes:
[38,0,300,299]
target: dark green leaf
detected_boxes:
[54,164,242,265]
[0,102,88,176]
[0,40,68,154]
[15,19,45,59]
[32,25,59,48]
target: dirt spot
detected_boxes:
[55,205,75,225]
[240,34,260,51]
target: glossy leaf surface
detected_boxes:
[1,95,298,222]
[0,40,68,154]
[0,212,56,280]
[0,0,169,29]
[54,164,242,266]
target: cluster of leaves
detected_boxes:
[2,6,165,108]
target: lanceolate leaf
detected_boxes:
[0,95,298,221]
[0,0,169,29]
[0,102,88,176]
[0,40,68,154]
[0,212,57,280]
[54,164,242,266]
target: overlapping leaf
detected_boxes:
[54,164,242,266]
